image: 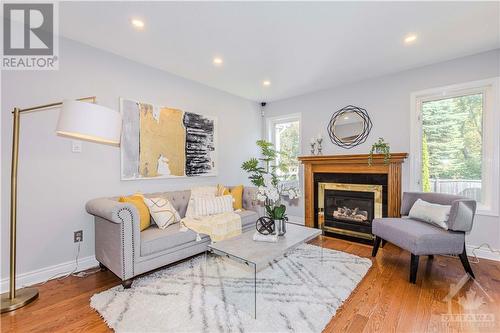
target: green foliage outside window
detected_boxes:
[421,93,482,186]
[421,134,431,192]
[275,121,300,181]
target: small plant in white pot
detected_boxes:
[368,137,391,166]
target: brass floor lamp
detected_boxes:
[1,97,122,313]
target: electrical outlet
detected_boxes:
[74,230,83,243]
[72,140,82,153]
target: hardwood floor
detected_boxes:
[2,236,499,333]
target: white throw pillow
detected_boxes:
[408,198,451,230]
[185,186,217,217]
[194,195,234,217]
[143,197,181,229]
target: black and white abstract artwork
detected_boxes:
[183,112,216,176]
[120,98,217,180]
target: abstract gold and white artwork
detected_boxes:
[120,98,217,180]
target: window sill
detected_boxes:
[475,208,499,217]
[475,202,499,217]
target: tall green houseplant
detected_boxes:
[241,140,300,220]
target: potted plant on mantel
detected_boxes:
[241,140,301,236]
[368,137,391,166]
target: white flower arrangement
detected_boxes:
[242,140,301,220]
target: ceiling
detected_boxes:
[59,2,500,102]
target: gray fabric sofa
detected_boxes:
[372,192,477,283]
[86,187,261,288]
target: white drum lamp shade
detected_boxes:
[56,100,122,146]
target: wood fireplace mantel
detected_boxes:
[298,153,408,228]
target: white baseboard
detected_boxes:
[1,255,99,293]
[466,245,500,262]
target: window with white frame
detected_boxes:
[267,114,301,181]
[410,78,499,215]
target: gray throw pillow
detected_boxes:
[408,198,451,230]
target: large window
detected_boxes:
[267,114,301,181]
[411,78,499,215]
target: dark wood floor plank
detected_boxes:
[2,236,499,333]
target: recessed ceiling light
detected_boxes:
[263,80,271,87]
[213,57,223,65]
[404,34,417,44]
[131,19,145,29]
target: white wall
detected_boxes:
[265,49,500,254]
[1,38,261,283]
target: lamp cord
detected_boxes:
[33,242,100,287]
[469,243,500,264]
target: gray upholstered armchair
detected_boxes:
[372,192,477,283]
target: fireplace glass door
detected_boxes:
[324,190,374,226]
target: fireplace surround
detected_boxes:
[298,153,408,242]
[318,182,383,240]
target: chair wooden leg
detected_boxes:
[458,244,475,279]
[410,254,419,284]
[381,239,388,248]
[372,236,382,257]
[122,279,133,289]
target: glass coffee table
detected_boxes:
[204,223,322,318]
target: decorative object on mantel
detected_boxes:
[255,216,275,235]
[327,105,372,149]
[242,140,301,236]
[310,138,317,155]
[316,135,323,155]
[120,98,217,180]
[368,137,391,166]
[309,134,324,155]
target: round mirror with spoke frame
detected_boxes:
[327,105,372,149]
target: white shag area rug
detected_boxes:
[91,244,371,333]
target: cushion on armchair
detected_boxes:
[408,199,451,230]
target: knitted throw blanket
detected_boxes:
[180,212,242,242]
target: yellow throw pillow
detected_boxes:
[119,194,151,231]
[217,184,244,210]
[217,184,228,196]
[230,185,244,210]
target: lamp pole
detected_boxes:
[9,108,20,299]
[1,96,98,313]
